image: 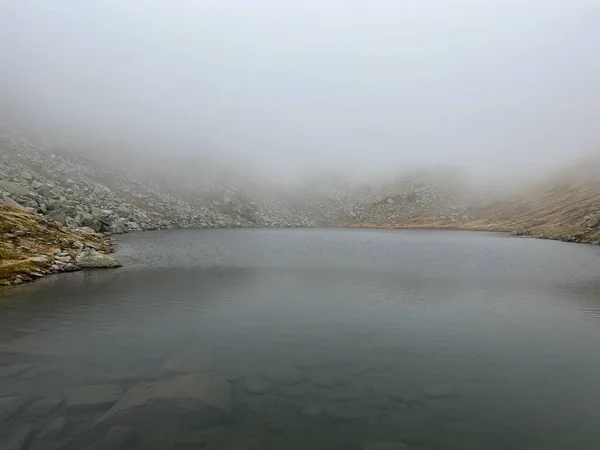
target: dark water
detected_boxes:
[1,229,600,449]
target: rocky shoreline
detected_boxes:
[2,126,599,288]
[0,204,120,287]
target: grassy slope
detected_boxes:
[0,204,110,285]
[342,158,600,244]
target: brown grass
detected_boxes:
[0,203,111,286]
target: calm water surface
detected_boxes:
[1,229,600,449]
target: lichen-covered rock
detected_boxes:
[75,249,121,268]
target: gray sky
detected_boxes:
[0,0,599,178]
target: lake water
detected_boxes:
[1,229,600,449]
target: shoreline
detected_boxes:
[0,204,119,287]
[337,221,600,245]
[3,216,599,288]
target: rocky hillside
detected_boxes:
[0,203,116,286]
[468,158,600,244]
[2,125,599,255]
[1,127,476,234]
[0,128,324,233]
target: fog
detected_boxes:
[1,0,599,183]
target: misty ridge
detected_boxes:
[0,0,599,241]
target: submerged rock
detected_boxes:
[0,363,33,378]
[159,347,214,374]
[97,373,231,429]
[37,416,68,441]
[75,249,121,269]
[1,426,33,450]
[27,395,63,416]
[244,376,273,395]
[63,384,123,407]
[264,366,305,385]
[0,396,28,421]
[300,404,324,417]
[83,426,136,450]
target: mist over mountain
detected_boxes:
[0,0,599,252]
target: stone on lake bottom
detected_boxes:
[96,373,231,431]
[159,347,214,374]
[63,384,123,407]
[300,404,324,417]
[0,396,28,421]
[37,416,68,441]
[419,386,458,399]
[0,363,33,378]
[27,395,63,416]
[244,376,273,395]
[264,366,305,385]
[2,427,34,450]
[84,426,136,450]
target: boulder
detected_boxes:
[83,426,136,450]
[0,363,33,378]
[63,384,123,408]
[75,249,122,269]
[264,367,305,385]
[0,396,28,421]
[159,348,214,374]
[0,180,31,196]
[300,404,324,417]
[37,416,68,440]
[1,426,33,450]
[583,215,599,229]
[244,375,273,395]
[116,205,131,217]
[96,373,231,430]
[27,395,63,416]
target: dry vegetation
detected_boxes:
[0,203,111,286]
[341,157,600,244]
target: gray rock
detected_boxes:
[0,396,28,421]
[63,384,123,407]
[244,376,273,394]
[116,205,131,217]
[96,373,231,429]
[1,426,34,450]
[300,404,324,417]
[38,416,68,440]
[0,180,31,196]
[28,395,63,416]
[31,256,49,264]
[308,371,347,387]
[0,363,33,378]
[419,386,458,399]
[584,216,599,228]
[75,249,122,269]
[264,367,305,385]
[159,348,214,374]
[83,425,135,450]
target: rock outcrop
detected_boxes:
[0,203,116,286]
[74,249,121,269]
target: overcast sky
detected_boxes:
[0,0,599,178]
